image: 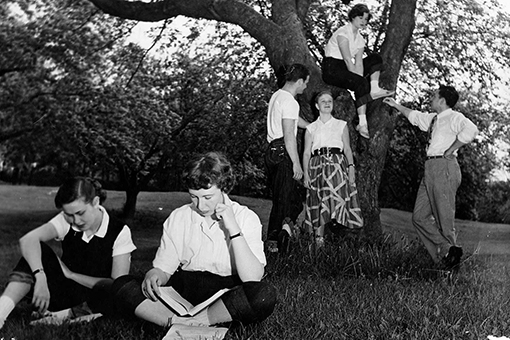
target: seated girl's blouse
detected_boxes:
[324,22,365,60]
[153,194,266,277]
[306,117,347,152]
[50,205,137,257]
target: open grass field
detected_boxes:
[0,184,509,339]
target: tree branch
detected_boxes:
[87,0,281,49]
[0,66,34,77]
[126,19,169,87]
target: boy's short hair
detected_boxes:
[282,63,310,83]
[438,85,459,108]
[275,63,309,88]
[182,152,235,193]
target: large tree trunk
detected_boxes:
[356,0,418,239]
[115,158,139,222]
[86,0,418,237]
[123,187,140,222]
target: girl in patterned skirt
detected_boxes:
[302,90,363,248]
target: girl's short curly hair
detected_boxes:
[182,152,235,193]
[348,3,372,22]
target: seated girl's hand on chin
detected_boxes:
[214,203,237,231]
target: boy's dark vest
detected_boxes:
[61,213,124,278]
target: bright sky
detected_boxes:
[500,0,510,12]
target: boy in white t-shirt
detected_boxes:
[265,63,310,254]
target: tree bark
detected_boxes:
[356,0,418,239]
[123,186,140,222]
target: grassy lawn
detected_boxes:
[0,184,509,340]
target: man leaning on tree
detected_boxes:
[383,85,478,269]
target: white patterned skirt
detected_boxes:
[305,153,363,232]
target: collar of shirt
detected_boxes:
[345,23,364,48]
[437,108,453,118]
[345,23,359,39]
[71,205,108,242]
[317,116,333,125]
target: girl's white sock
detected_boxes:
[358,114,367,126]
[370,80,381,93]
[0,295,15,325]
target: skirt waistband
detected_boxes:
[312,147,342,157]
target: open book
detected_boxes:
[157,286,232,316]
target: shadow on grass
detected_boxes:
[263,231,504,284]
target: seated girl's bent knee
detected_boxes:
[8,271,34,285]
[112,275,146,317]
[223,282,277,324]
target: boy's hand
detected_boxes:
[383,97,397,107]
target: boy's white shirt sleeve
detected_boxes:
[280,96,300,120]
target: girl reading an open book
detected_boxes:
[112,152,276,327]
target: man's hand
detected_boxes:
[443,152,456,160]
[383,97,397,107]
[292,162,303,180]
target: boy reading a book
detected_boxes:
[113,152,277,327]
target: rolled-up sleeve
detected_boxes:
[238,208,266,267]
[408,110,433,132]
[453,115,478,144]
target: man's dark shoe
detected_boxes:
[277,229,291,255]
[443,246,463,269]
